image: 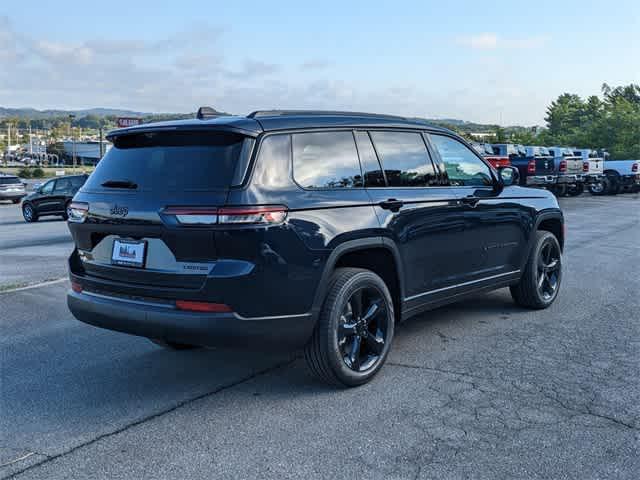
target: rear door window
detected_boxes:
[53,178,72,193]
[369,131,437,187]
[83,131,249,192]
[292,131,363,189]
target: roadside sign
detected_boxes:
[116,117,142,128]
[55,170,66,176]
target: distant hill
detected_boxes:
[0,107,154,120]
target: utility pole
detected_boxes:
[69,114,76,171]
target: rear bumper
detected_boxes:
[68,289,315,349]
[526,175,556,186]
[555,174,580,184]
[584,174,605,183]
[0,191,26,200]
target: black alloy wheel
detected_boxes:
[22,203,38,222]
[305,268,395,387]
[337,286,390,373]
[537,239,561,301]
[510,230,562,309]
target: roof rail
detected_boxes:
[196,106,219,120]
[246,110,410,121]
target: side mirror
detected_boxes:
[498,166,519,187]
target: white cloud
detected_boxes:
[457,33,550,50]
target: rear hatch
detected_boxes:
[0,176,26,194]
[68,129,254,290]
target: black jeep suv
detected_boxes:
[67,109,564,387]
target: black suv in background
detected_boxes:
[66,110,564,387]
[22,174,88,222]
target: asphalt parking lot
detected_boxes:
[1,194,639,479]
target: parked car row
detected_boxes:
[470,143,640,196]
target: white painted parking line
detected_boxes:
[0,277,67,294]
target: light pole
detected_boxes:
[69,114,76,171]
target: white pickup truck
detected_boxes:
[573,149,606,195]
[601,157,640,194]
[548,147,586,196]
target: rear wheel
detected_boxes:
[605,173,620,195]
[567,183,584,196]
[510,231,562,309]
[149,339,201,350]
[304,268,395,387]
[553,184,568,197]
[22,203,38,222]
[589,179,608,195]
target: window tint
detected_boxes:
[0,176,20,185]
[40,180,54,194]
[354,131,385,187]
[84,131,247,192]
[70,176,87,189]
[369,131,436,187]
[53,178,72,193]
[430,134,493,187]
[292,131,362,189]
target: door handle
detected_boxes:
[461,196,480,208]
[379,199,404,212]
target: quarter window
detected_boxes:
[429,134,493,187]
[292,131,363,189]
[369,131,437,187]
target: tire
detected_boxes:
[12,199,20,204]
[567,183,584,196]
[589,179,608,196]
[510,231,562,309]
[605,173,620,195]
[149,339,201,350]
[304,267,395,387]
[22,203,38,223]
[553,184,568,197]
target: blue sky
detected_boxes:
[1,1,638,124]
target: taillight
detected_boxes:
[163,207,218,225]
[163,205,288,225]
[559,160,567,172]
[633,163,638,173]
[67,202,89,223]
[583,162,589,172]
[527,160,535,174]
[175,300,232,313]
[218,206,288,225]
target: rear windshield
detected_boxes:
[84,131,251,192]
[0,176,21,185]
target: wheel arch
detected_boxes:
[311,238,405,324]
[535,211,564,251]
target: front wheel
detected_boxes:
[304,268,395,387]
[22,203,38,223]
[510,231,562,309]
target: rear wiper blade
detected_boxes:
[101,179,138,189]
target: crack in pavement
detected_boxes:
[2,357,298,480]
[387,362,639,432]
